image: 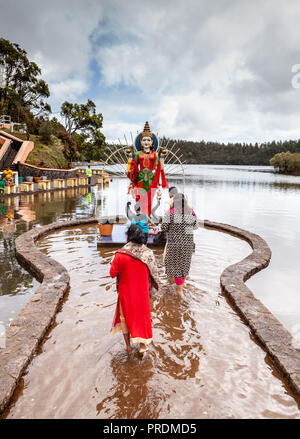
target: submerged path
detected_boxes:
[4,224,300,418]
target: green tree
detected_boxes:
[60,99,106,161]
[0,38,51,120]
[38,120,54,144]
[270,151,300,174]
[73,130,106,161]
[57,130,78,163]
[60,99,103,136]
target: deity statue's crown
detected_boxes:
[141,121,152,138]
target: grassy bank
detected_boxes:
[1,129,68,168]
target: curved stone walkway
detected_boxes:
[0,218,97,413]
[0,218,299,417]
[205,220,300,401]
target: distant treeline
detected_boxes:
[161,138,300,165]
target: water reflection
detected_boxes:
[96,353,158,419]
[0,188,98,325]
[1,165,300,335]
[4,224,300,419]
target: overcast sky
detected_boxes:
[1,0,300,143]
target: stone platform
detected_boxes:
[2,218,300,415]
[97,223,165,248]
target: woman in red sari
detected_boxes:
[110,225,159,354]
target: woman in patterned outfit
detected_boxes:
[161,193,198,297]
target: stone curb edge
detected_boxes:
[204,219,300,402]
[0,217,98,415]
[1,218,299,415]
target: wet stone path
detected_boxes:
[4,224,300,418]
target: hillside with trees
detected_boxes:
[0,38,106,167]
[0,38,51,126]
[162,138,300,165]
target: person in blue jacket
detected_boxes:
[126,202,150,244]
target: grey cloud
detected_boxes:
[0,0,103,109]
[228,3,300,111]
[1,0,300,142]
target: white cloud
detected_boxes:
[0,0,104,107]
[51,79,89,102]
[1,0,300,142]
[97,44,145,88]
[94,0,300,142]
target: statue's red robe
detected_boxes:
[128,154,168,216]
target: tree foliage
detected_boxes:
[0,38,107,164]
[270,151,300,174]
[57,130,78,163]
[0,38,51,120]
[60,99,103,135]
[60,99,106,161]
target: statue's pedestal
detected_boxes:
[97,223,165,248]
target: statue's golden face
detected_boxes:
[141,136,152,153]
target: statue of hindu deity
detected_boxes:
[127,121,168,215]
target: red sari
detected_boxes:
[128,155,168,216]
[110,251,153,344]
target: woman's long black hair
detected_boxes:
[126,224,145,244]
[173,193,192,215]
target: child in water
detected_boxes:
[0,175,5,197]
[126,202,150,244]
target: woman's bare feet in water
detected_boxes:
[139,343,148,353]
[176,284,184,297]
[123,333,132,355]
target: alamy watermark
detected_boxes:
[291,64,300,88]
[0,323,6,348]
[291,324,300,349]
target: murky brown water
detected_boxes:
[4,224,300,419]
[2,165,300,334]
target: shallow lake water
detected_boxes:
[1,165,300,417]
[4,224,300,418]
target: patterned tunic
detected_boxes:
[161,210,198,278]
